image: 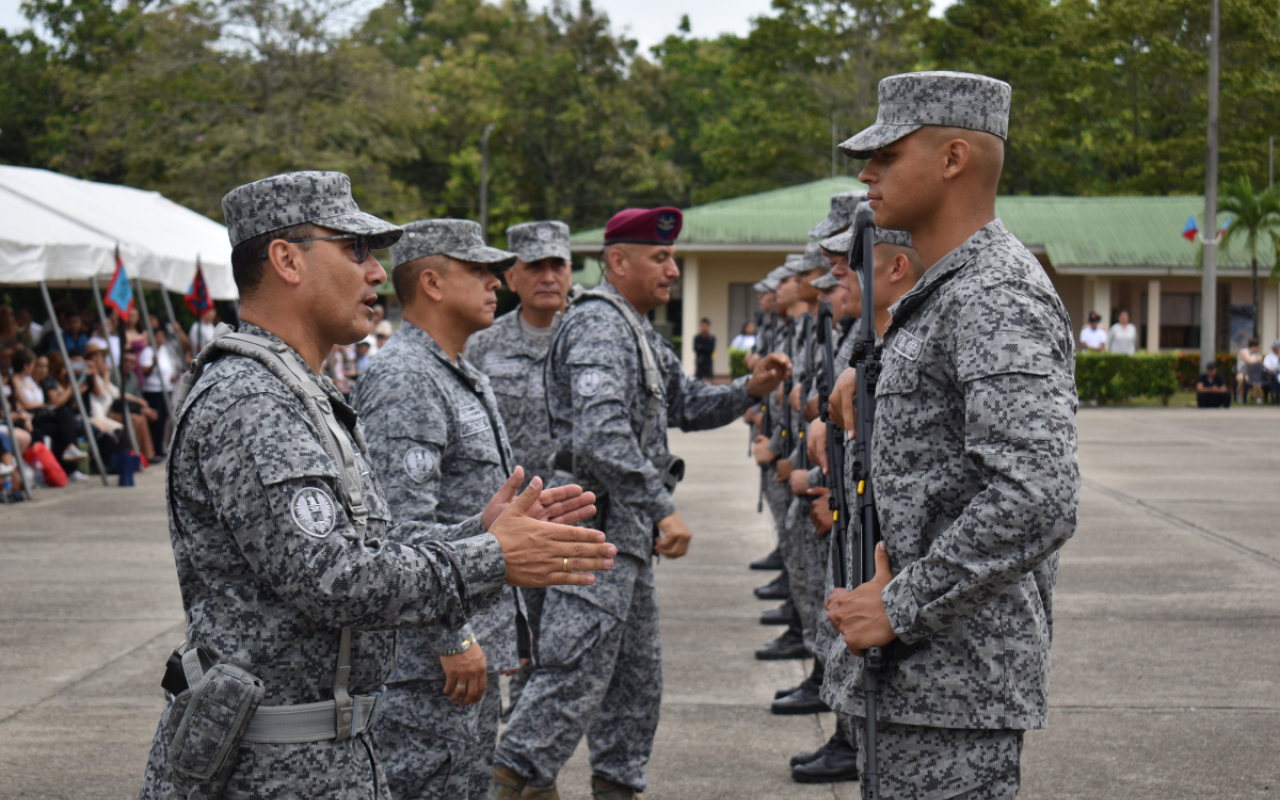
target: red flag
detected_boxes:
[185,259,213,317]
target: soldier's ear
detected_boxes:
[419,267,446,303]
[265,240,303,287]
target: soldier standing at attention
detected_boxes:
[466,220,574,487]
[137,172,616,799]
[824,72,1080,798]
[351,219,533,799]
[491,207,792,800]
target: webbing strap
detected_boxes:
[331,628,354,742]
[562,287,667,452]
[174,327,369,534]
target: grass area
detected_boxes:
[1083,390,1280,408]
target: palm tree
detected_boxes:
[1218,176,1280,339]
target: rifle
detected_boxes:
[815,301,849,590]
[750,310,766,458]
[795,312,813,472]
[755,309,774,513]
[848,207,883,799]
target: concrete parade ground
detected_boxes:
[1,407,1278,799]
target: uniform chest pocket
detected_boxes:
[875,362,920,397]
[453,429,503,468]
[489,373,530,400]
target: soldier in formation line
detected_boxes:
[137,172,615,799]
[820,71,1080,798]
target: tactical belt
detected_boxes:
[242,690,382,744]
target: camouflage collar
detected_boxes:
[886,219,1012,334]
[502,306,554,359]
[397,320,485,389]
[235,320,355,420]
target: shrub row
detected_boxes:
[1076,351,1236,404]
[729,347,750,379]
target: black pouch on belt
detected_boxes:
[165,648,265,799]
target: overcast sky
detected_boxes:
[0,0,954,53]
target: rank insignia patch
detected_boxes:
[291,487,337,538]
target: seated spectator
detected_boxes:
[84,343,155,462]
[15,308,41,350]
[1262,340,1280,405]
[1080,311,1108,352]
[1108,310,1137,355]
[113,350,161,460]
[1236,337,1265,404]
[36,305,90,357]
[9,348,80,484]
[731,321,757,351]
[42,352,89,481]
[324,344,354,398]
[1,423,31,500]
[353,339,372,377]
[0,306,19,350]
[1196,362,1231,408]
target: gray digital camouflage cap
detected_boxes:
[839,71,1012,159]
[506,220,572,264]
[390,219,518,273]
[819,226,913,255]
[811,272,841,290]
[221,171,403,249]
[767,265,794,285]
[808,190,868,238]
[778,253,809,278]
[753,279,773,294]
[803,242,831,272]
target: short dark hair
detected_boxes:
[1206,362,1217,370]
[1248,337,1260,348]
[701,318,711,325]
[11,348,33,373]
[393,254,451,305]
[230,223,314,297]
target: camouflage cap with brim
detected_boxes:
[222,171,402,249]
[839,71,1011,159]
[820,225,913,254]
[391,219,518,273]
[811,272,841,290]
[753,280,774,294]
[767,265,794,285]
[808,191,868,239]
[507,220,572,264]
[803,242,831,273]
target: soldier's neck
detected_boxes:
[519,303,557,329]
[238,307,327,373]
[403,305,473,363]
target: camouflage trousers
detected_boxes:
[792,495,830,656]
[767,473,815,651]
[852,719,1024,800]
[495,555,661,793]
[137,700,389,800]
[374,674,503,800]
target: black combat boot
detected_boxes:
[759,600,793,626]
[789,732,836,767]
[791,732,859,783]
[754,627,809,660]
[754,570,790,601]
[772,658,829,714]
[750,548,784,570]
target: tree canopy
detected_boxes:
[3,0,1279,242]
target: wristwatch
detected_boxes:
[438,635,476,657]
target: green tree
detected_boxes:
[1218,175,1280,338]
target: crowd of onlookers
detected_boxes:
[322,304,393,397]
[0,300,221,499]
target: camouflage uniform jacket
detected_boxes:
[466,306,555,485]
[352,321,520,678]
[825,219,1080,730]
[766,317,794,458]
[547,280,757,561]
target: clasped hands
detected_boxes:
[826,542,898,656]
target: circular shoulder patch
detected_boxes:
[403,446,436,484]
[576,369,605,397]
[291,487,338,539]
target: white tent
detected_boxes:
[0,165,236,300]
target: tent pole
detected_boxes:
[91,277,141,462]
[39,281,109,485]
[0,370,35,500]
[134,278,175,423]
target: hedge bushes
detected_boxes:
[1076,352,1178,405]
[729,347,749,378]
[1174,352,1236,390]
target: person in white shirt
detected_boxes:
[1080,311,1108,352]
[730,321,757,351]
[187,308,218,362]
[1108,309,1138,355]
[137,328,175,458]
[1263,340,1280,404]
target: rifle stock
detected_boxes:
[815,301,849,591]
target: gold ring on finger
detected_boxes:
[563,557,570,572]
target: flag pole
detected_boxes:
[91,275,141,464]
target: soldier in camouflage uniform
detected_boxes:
[352,219,525,800]
[491,207,792,799]
[466,220,574,720]
[823,72,1081,799]
[466,220,574,487]
[136,172,616,800]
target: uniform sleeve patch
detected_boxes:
[576,369,605,397]
[291,487,338,538]
[893,329,924,361]
[403,446,436,483]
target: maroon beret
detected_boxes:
[603,206,683,246]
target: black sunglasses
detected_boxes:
[262,234,371,263]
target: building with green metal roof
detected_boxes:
[571,178,1275,375]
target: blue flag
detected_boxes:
[105,247,134,319]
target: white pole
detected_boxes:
[1200,0,1220,372]
[39,281,109,484]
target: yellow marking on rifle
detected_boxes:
[858,480,866,495]
[832,511,839,521]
